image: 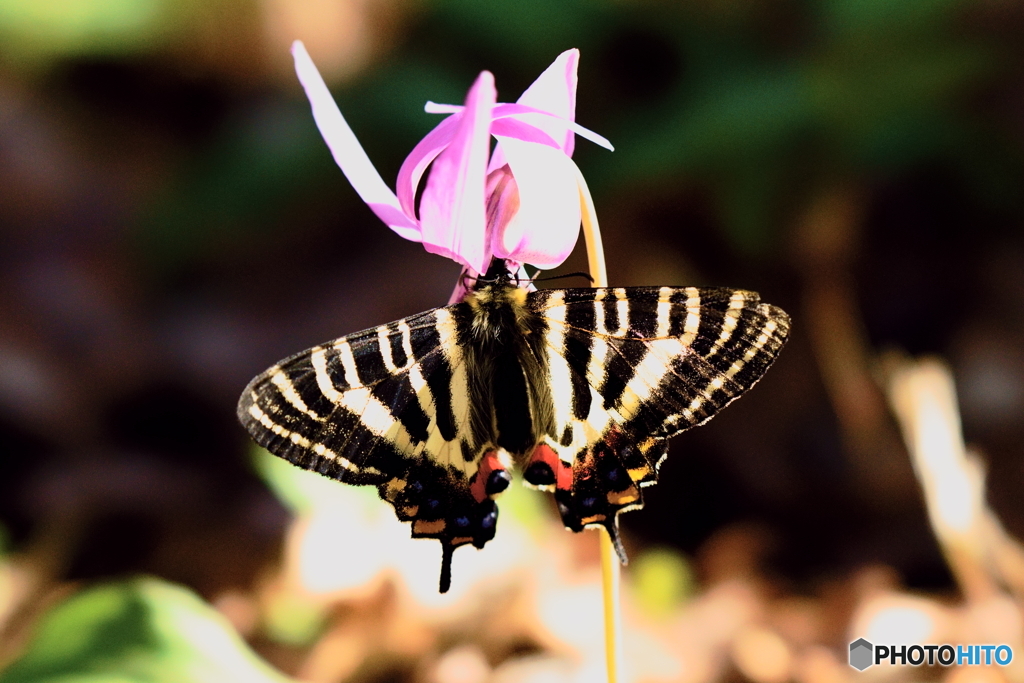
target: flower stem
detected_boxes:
[577,168,607,289]
[577,167,621,683]
[598,529,622,682]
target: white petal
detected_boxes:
[292,41,419,238]
[517,49,579,155]
[493,137,581,270]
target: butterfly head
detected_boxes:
[462,258,532,341]
[465,257,519,291]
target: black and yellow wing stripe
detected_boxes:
[238,284,790,591]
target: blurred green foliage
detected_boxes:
[631,547,694,620]
[261,590,328,649]
[0,0,174,60]
[0,0,998,266]
[0,578,294,683]
[1,0,1020,674]
[140,101,339,271]
[123,0,1019,270]
[252,444,382,518]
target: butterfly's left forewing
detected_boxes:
[527,286,790,553]
[238,306,499,590]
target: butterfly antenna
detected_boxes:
[530,271,595,284]
[439,543,454,593]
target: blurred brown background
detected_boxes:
[2,1,1024,682]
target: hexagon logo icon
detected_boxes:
[850,638,874,671]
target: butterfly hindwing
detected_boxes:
[526,286,790,551]
[237,306,500,590]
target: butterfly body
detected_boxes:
[239,265,790,591]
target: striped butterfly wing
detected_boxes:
[239,283,790,587]
[237,306,498,590]
[527,286,791,554]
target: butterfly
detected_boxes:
[238,260,790,592]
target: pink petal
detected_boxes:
[394,114,460,219]
[428,103,613,152]
[516,49,579,156]
[418,71,496,275]
[485,165,520,240]
[489,118,561,148]
[291,41,420,240]
[491,136,581,270]
[493,103,614,151]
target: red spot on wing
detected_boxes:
[529,444,573,490]
[470,450,505,503]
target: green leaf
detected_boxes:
[0,578,294,683]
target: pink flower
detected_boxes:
[291,41,612,285]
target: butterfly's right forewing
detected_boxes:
[527,286,790,547]
[534,286,789,443]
